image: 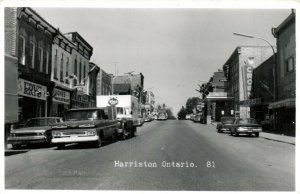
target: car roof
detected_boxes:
[67,107,105,111]
[29,117,62,119]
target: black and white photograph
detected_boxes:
[2,0,298,193]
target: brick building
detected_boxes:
[269,11,295,135]
[223,46,274,119]
[16,8,57,120]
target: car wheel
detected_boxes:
[93,137,102,148]
[234,132,239,137]
[255,132,259,137]
[11,144,21,150]
[230,131,233,136]
[131,126,137,137]
[57,144,65,149]
[119,130,127,140]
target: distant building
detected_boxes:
[95,65,112,96]
[88,63,100,107]
[270,11,295,135]
[223,46,274,118]
[203,69,234,122]
[145,90,155,115]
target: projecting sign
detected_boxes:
[18,79,47,100]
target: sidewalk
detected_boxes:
[210,122,295,145]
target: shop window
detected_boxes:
[18,36,26,65]
[285,56,295,74]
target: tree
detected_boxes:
[177,106,187,120]
[185,97,201,114]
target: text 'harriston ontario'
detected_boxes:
[114,160,197,168]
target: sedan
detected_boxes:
[216,117,235,133]
[229,118,262,137]
[7,117,63,149]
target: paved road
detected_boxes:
[5,120,295,191]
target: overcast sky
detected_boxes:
[35,8,291,115]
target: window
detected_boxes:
[83,62,86,84]
[43,48,47,73]
[66,57,69,84]
[28,37,35,68]
[38,46,43,72]
[60,53,64,82]
[285,57,295,73]
[74,56,77,85]
[79,59,82,84]
[18,36,26,65]
[54,49,58,79]
[45,49,49,74]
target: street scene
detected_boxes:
[4,5,296,192]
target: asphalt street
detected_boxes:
[5,120,295,191]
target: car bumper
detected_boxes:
[220,128,230,131]
[7,136,48,144]
[52,135,99,144]
[236,128,262,133]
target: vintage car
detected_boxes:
[137,115,145,126]
[51,107,119,149]
[157,113,168,120]
[216,117,235,133]
[229,118,262,137]
[8,117,63,149]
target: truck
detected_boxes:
[51,107,119,149]
[97,95,139,140]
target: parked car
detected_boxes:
[144,115,152,122]
[7,117,63,149]
[51,107,119,149]
[216,117,235,133]
[157,113,168,120]
[229,118,262,137]
[137,115,145,126]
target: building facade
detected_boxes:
[17,8,56,121]
[250,55,275,124]
[204,70,234,122]
[269,11,296,135]
[64,32,93,108]
[50,30,75,117]
[223,46,274,119]
[96,65,113,96]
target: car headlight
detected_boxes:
[237,127,247,131]
[52,132,61,137]
[37,132,45,136]
[86,130,96,136]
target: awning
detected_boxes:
[268,98,295,109]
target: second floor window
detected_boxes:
[60,53,64,82]
[79,59,82,84]
[45,49,49,74]
[18,36,26,65]
[38,47,43,72]
[83,63,86,84]
[285,56,295,73]
[28,39,35,68]
[54,49,58,79]
[66,57,69,84]
[43,48,47,73]
[74,56,77,85]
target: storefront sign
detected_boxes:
[18,79,47,100]
[53,88,70,105]
[240,98,261,106]
[243,65,254,100]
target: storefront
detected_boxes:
[51,87,71,117]
[18,78,47,121]
[268,98,295,135]
[71,89,90,108]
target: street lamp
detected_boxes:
[233,32,276,101]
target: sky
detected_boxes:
[34,8,291,115]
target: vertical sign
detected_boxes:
[243,65,254,100]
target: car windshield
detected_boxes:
[236,118,258,124]
[221,117,235,124]
[64,110,100,121]
[25,118,58,127]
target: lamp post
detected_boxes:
[233,32,276,102]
